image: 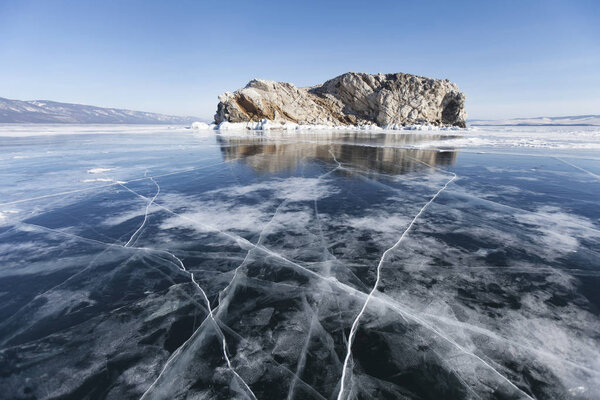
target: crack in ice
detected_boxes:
[142,154,342,399]
[0,159,239,207]
[9,150,545,399]
[115,183,258,400]
[555,157,600,180]
[124,175,160,247]
[0,233,139,348]
[6,180,255,399]
[118,179,529,397]
[14,201,542,398]
[335,172,457,400]
[159,251,258,400]
[287,308,318,400]
[142,155,341,399]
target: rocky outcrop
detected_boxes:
[214,72,466,128]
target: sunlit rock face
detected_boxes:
[214,72,467,128]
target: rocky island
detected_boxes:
[213,72,467,129]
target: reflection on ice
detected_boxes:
[0,126,599,400]
[217,131,458,174]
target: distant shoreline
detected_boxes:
[470,123,599,127]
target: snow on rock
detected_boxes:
[190,118,466,132]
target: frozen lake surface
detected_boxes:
[0,125,599,399]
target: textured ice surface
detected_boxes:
[0,125,599,399]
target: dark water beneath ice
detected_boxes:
[0,127,599,399]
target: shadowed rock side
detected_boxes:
[214,72,467,127]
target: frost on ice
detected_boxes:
[0,126,599,399]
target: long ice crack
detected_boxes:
[336,173,457,400]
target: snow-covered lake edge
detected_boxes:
[1,123,599,151]
[190,120,465,132]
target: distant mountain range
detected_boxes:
[470,115,600,126]
[0,97,199,124]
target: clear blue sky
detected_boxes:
[1,0,599,120]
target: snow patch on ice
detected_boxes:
[191,121,212,130]
[514,206,600,255]
[87,168,112,174]
[0,209,19,225]
[81,178,114,183]
[0,124,192,137]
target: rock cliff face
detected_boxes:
[214,72,466,128]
